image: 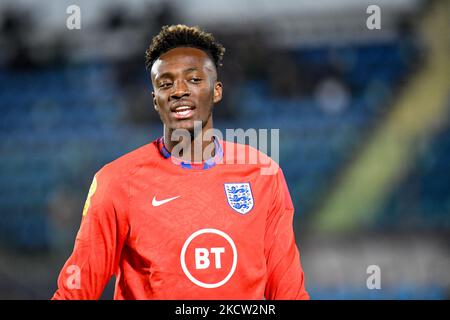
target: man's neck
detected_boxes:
[163,125,216,163]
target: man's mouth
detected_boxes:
[171,104,196,119]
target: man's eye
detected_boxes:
[159,83,172,88]
[190,78,202,83]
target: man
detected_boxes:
[52,25,309,300]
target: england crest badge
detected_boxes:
[224,183,254,214]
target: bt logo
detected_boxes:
[195,247,225,269]
[180,229,237,288]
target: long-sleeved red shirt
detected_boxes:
[52,138,309,300]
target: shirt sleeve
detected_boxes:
[52,167,129,300]
[264,169,309,300]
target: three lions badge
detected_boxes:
[224,183,254,214]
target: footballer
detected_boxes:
[52,25,309,300]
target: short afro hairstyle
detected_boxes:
[145,24,225,71]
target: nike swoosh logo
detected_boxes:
[152,195,180,207]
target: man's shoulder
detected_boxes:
[97,140,159,181]
[221,139,280,175]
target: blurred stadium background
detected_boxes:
[0,0,449,299]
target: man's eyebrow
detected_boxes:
[155,68,200,81]
[155,72,173,80]
[183,67,198,73]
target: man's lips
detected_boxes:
[170,101,196,119]
[170,100,196,112]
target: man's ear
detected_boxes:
[213,81,223,103]
[152,92,159,111]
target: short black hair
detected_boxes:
[145,24,225,71]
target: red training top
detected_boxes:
[52,138,309,300]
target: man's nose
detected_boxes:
[170,80,190,99]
